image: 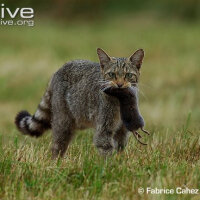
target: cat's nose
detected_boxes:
[117,83,123,88]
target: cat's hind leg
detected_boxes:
[51,121,74,159]
[51,94,75,159]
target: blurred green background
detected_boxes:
[4,0,200,21]
[0,0,200,132]
[0,1,200,199]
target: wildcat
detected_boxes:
[15,48,144,158]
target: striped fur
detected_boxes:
[14,48,145,158]
[15,89,51,137]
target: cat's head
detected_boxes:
[97,48,144,89]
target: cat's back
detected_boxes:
[53,59,100,84]
[51,59,103,108]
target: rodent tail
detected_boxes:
[15,84,52,137]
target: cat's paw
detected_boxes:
[97,145,114,157]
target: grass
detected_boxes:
[0,14,200,200]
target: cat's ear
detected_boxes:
[129,49,144,70]
[97,48,111,69]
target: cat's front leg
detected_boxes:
[93,126,115,156]
[113,124,130,151]
[94,95,121,156]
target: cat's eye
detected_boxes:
[108,72,116,79]
[126,73,133,79]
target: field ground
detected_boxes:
[0,14,200,200]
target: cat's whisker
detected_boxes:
[99,81,108,84]
[101,85,112,92]
[100,82,109,87]
[99,79,106,81]
[98,79,109,82]
[137,89,147,100]
[131,83,138,87]
[100,84,109,90]
[100,83,108,90]
[139,83,153,90]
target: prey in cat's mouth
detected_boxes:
[103,86,150,145]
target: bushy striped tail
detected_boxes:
[15,88,51,137]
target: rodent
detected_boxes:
[103,87,149,145]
